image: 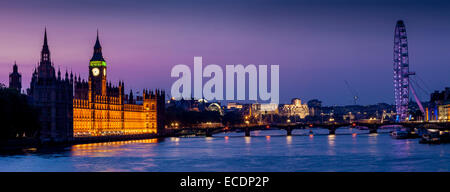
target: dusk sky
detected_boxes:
[0,0,449,105]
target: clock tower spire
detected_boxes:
[89,30,107,96]
[91,30,105,62]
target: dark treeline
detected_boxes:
[0,87,40,140]
[165,106,244,127]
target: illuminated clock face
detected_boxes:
[92,68,100,76]
[103,68,106,76]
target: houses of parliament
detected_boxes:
[9,30,165,142]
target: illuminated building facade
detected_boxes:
[438,104,450,122]
[251,103,279,115]
[226,103,243,110]
[280,98,309,119]
[73,32,165,136]
[427,87,450,122]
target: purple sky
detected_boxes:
[0,0,449,105]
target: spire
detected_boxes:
[91,29,105,61]
[95,29,101,49]
[57,67,61,80]
[44,28,48,47]
[41,28,51,63]
[13,61,18,73]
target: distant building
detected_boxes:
[9,62,21,92]
[342,112,355,122]
[427,87,450,121]
[280,98,309,119]
[251,103,279,115]
[226,102,243,110]
[437,105,449,122]
[307,99,322,117]
[167,97,208,112]
[28,29,74,142]
[430,87,450,105]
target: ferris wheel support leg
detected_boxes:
[410,83,425,116]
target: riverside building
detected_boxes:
[28,30,165,141]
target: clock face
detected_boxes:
[103,68,106,76]
[92,68,100,76]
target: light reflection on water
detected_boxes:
[244,136,251,144]
[0,128,449,172]
[286,136,292,145]
[71,139,159,157]
[327,135,336,155]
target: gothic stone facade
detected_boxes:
[28,30,165,141]
[72,32,165,137]
[29,29,74,142]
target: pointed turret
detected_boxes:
[37,28,55,79]
[9,61,22,92]
[57,67,61,80]
[129,89,134,104]
[13,61,18,73]
[41,28,50,63]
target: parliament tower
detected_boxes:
[89,31,107,97]
[72,31,165,137]
[29,29,74,142]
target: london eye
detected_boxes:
[393,20,425,121]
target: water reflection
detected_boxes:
[0,129,449,172]
[367,133,378,155]
[327,135,336,155]
[368,133,378,143]
[328,135,336,147]
[71,139,159,157]
[392,139,412,158]
[286,136,292,145]
[245,136,251,144]
[351,133,358,145]
[170,137,180,145]
[205,137,213,143]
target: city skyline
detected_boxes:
[1,0,450,105]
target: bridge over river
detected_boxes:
[167,121,450,137]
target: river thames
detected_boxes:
[0,128,448,172]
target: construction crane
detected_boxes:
[344,80,359,105]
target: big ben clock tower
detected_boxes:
[89,31,107,96]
